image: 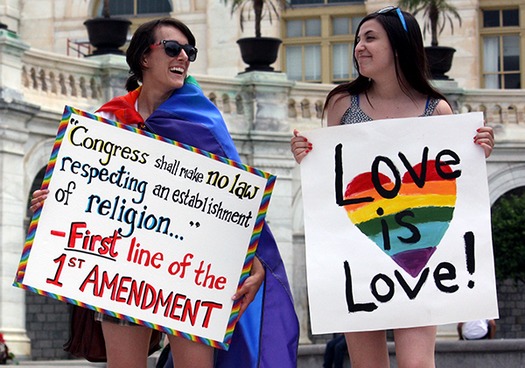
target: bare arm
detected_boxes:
[325,92,350,127]
[488,320,496,339]
[457,323,464,340]
[290,92,349,163]
[232,256,265,318]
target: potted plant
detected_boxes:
[83,0,131,56]
[398,0,462,80]
[222,0,283,72]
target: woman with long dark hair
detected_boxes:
[291,8,493,367]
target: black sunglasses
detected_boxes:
[376,6,408,32]
[150,40,198,62]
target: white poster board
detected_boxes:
[14,106,275,349]
[300,112,498,334]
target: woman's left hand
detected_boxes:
[474,126,495,158]
[232,256,265,318]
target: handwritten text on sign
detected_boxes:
[14,106,274,349]
[300,113,498,334]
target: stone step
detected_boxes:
[9,340,525,367]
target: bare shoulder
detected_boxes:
[433,99,454,116]
[326,92,351,127]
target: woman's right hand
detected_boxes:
[30,189,49,213]
[290,129,312,164]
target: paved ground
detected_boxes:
[9,361,105,367]
[8,352,160,367]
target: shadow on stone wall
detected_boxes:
[25,291,71,360]
[496,279,525,338]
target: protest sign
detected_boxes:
[300,112,498,334]
[14,106,275,349]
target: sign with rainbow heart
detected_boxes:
[300,112,498,333]
[13,106,275,349]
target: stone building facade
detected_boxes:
[0,0,524,360]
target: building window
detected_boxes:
[290,0,362,5]
[481,7,521,89]
[282,7,363,83]
[106,0,172,17]
[332,43,350,80]
[286,44,322,81]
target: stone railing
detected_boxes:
[459,89,525,143]
[18,46,525,135]
[21,48,114,113]
[285,81,332,131]
[460,89,525,125]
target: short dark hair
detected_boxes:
[325,9,448,114]
[125,18,196,91]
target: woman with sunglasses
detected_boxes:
[31,17,298,368]
[291,7,494,368]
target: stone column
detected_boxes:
[87,53,129,103]
[235,72,305,335]
[0,26,28,102]
[0,26,39,358]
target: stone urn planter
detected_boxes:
[84,17,131,56]
[425,46,456,80]
[237,37,282,72]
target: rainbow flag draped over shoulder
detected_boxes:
[97,77,299,368]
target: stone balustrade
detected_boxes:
[20,48,114,113]
[459,89,525,143]
[460,90,525,126]
[19,48,525,136]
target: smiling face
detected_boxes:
[354,19,395,80]
[142,25,191,93]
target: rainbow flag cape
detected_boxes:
[98,77,299,367]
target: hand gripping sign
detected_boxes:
[300,112,498,334]
[13,106,275,349]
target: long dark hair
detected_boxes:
[125,18,196,91]
[324,9,448,114]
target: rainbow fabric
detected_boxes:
[97,79,299,367]
[344,161,456,277]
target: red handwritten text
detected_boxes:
[79,265,223,328]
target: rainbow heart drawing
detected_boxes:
[343,160,457,278]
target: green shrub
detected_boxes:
[492,190,525,281]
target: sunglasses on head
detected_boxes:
[376,6,408,32]
[150,40,198,62]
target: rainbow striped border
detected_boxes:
[13,105,276,350]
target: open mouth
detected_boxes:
[169,66,185,75]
